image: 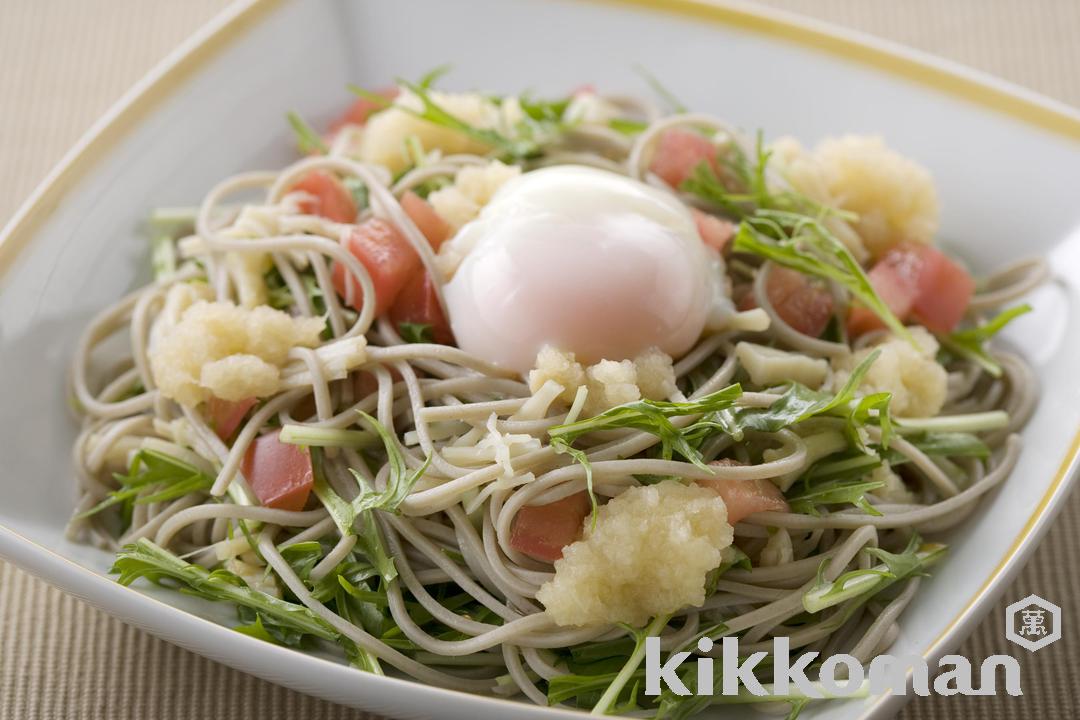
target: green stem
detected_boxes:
[802,545,945,614]
[591,614,670,715]
[113,539,336,641]
[894,411,1008,435]
[279,424,377,449]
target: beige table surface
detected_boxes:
[1,1,1078,718]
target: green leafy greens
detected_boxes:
[787,475,887,517]
[732,350,885,435]
[940,303,1032,377]
[548,384,744,471]
[348,74,569,165]
[590,615,670,715]
[150,233,177,281]
[733,219,910,342]
[349,410,432,513]
[114,539,389,671]
[399,322,434,343]
[77,449,213,522]
[679,133,846,223]
[547,384,743,522]
[674,129,906,344]
[113,539,336,640]
[687,350,893,475]
[299,411,431,584]
[286,110,328,155]
[547,352,897,518]
[802,535,946,614]
[633,64,687,113]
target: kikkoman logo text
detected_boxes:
[644,637,1023,698]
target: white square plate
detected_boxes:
[2,1,1079,718]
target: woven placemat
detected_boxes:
[2,1,1078,718]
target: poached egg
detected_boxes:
[442,165,720,372]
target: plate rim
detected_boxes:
[1,0,1079,717]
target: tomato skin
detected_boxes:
[390,271,454,345]
[765,266,835,338]
[289,170,357,223]
[386,193,453,343]
[330,86,399,131]
[241,434,314,512]
[906,248,975,334]
[331,218,422,316]
[649,128,719,189]
[698,460,789,523]
[206,397,257,442]
[846,259,917,337]
[509,491,591,562]
[353,367,403,399]
[692,209,736,254]
[353,370,380,399]
[400,191,451,250]
[847,243,974,336]
[845,307,884,339]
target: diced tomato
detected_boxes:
[332,218,422,316]
[353,367,403,398]
[509,491,591,563]
[206,397,256,442]
[698,460,789,523]
[390,271,453,345]
[847,243,974,337]
[400,191,451,250]
[845,308,881,339]
[330,86,399,132]
[289,170,357,223]
[692,209,736,254]
[846,258,917,337]
[765,266,835,338]
[906,250,975,334]
[241,434,314,512]
[649,128,720,189]
[354,371,379,398]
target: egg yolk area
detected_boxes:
[443,166,714,372]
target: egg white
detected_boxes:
[443,165,718,372]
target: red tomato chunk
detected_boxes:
[331,218,422,316]
[509,491,592,563]
[206,397,256,442]
[848,243,974,336]
[649,128,720,189]
[698,460,790,523]
[692,208,736,254]
[289,170,357,223]
[390,271,454,345]
[241,434,314,512]
[765,266,835,338]
[400,191,451,250]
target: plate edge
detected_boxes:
[590,0,1080,138]
[0,0,1078,717]
[0,0,282,284]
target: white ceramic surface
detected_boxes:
[2,1,1079,718]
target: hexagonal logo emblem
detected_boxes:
[1005,594,1061,651]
